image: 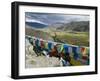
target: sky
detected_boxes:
[25,12,89,25]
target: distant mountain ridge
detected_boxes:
[57,21,89,32]
[26,21,89,32]
[26,22,47,28]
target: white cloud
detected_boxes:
[25,17,47,25]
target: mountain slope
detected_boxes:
[57,21,89,32]
[25,25,53,41]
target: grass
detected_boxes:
[26,27,89,47]
[41,28,89,47]
[48,30,89,47]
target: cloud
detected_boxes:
[26,17,47,25]
[25,12,89,25]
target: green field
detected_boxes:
[26,27,89,47]
[42,29,89,47]
[56,32,89,46]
